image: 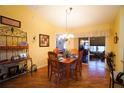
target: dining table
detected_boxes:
[48,57,78,81]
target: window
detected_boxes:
[90,46,96,52]
[90,46,105,52]
[98,46,105,52]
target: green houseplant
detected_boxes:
[64,50,70,58]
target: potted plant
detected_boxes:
[64,50,70,58]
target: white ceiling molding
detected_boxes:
[74,29,111,38]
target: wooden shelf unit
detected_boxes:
[0,58,32,65]
[0,26,32,83]
[0,46,28,50]
[0,26,28,61]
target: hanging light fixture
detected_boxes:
[66,7,72,33]
[58,7,74,41]
[65,7,74,41]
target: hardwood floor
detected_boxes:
[0,60,110,88]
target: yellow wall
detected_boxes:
[0,6,113,69]
[0,6,59,68]
[73,38,79,50]
[112,6,124,72]
[70,23,113,53]
[69,6,124,72]
[0,5,123,71]
[112,10,120,71]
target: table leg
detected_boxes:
[66,64,70,81]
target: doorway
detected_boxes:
[89,36,105,62]
[56,34,67,51]
[79,37,89,63]
[78,36,105,63]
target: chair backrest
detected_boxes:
[48,51,57,60]
[106,56,115,81]
[53,48,59,54]
[48,51,59,71]
[76,51,83,67]
[78,51,83,61]
[70,49,78,55]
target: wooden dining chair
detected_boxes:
[71,50,83,80]
[106,56,124,88]
[48,51,65,84]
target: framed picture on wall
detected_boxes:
[0,16,21,28]
[39,34,49,47]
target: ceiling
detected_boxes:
[29,6,120,28]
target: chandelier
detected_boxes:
[58,7,74,41]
